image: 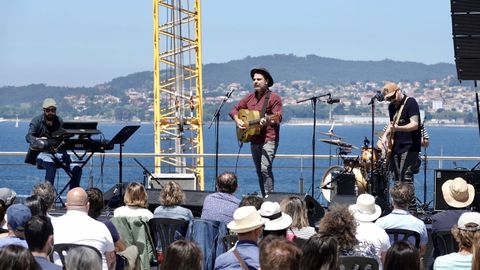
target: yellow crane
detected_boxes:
[153,0,204,189]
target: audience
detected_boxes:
[25,194,44,216]
[52,187,115,270]
[65,246,103,270]
[349,194,390,266]
[86,187,139,270]
[114,182,153,219]
[215,206,268,270]
[0,187,17,230]
[375,182,428,254]
[318,204,377,260]
[384,240,420,270]
[431,177,473,233]
[259,201,292,238]
[239,195,264,210]
[32,182,57,219]
[259,236,302,270]
[0,203,32,248]
[299,233,339,270]
[25,215,61,270]
[472,232,480,270]
[201,172,240,223]
[433,212,480,270]
[153,181,193,222]
[0,244,41,270]
[280,196,315,240]
[161,240,203,270]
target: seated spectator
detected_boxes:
[201,172,240,223]
[300,233,339,270]
[153,181,193,222]
[280,196,315,240]
[25,215,62,270]
[259,236,301,270]
[65,246,102,270]
[239,195,264,210]
[318,204,377,260]
[215,206,268,270]
[472,232,480,270]
[349,194,390,266]
[384,241,420,270]
[0,187,17,230]
[32,182,57,219]
[433,212,480,270]
[52,187,115,270]
[25,194,43,217]
[114,182,153,219]
[162,240,202,270]
[259,201,292,238]
[431,177,473,233]
[0,244,41,270]
[375,182,428,255]
[0,203,32,248]
[86,187,139,270]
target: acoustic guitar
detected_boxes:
[236,109,280,143]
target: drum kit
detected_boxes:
[319,130,386,203]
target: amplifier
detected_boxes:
[148,173,197,190]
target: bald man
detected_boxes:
[52,188,115,270]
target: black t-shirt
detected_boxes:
[388,96,421,153]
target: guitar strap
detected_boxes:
[393,97,409,126]
[233,249,250,270]
[260,90,271,117]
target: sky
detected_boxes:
[0,0,454,87]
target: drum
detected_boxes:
[321,166,368,202]
[343,157,361,168]
[361,147,380,164]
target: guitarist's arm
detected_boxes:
[393,115,419,132]
[265,95,283,126]
[377,122,393,150]
[233,114,246,129]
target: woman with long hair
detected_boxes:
[280,196,315,240]
[113,182,153,219]
[300,233,339,270]
[161,240,202,270]
[0,245,41,270]
[153,181,193,222]
[384,241,420,270]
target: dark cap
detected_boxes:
[6,204,31,231]
[250,68,274,87]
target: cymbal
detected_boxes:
[318,131,344,139]
[319,139,359,149]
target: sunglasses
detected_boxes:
[385,90,397,102]
[44,108,56,113]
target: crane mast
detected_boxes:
[153,0,204,189]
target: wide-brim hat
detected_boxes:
[382,82,399,99]
[348,194,382,222]
[259,201,293,231]
[227,206,269,233]
[250,68,274,87]
[442,177,475,208]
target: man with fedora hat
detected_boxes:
[25,98,82,189]
[229,68,282,198]
[215,206,269,270]
[431,177,474,233]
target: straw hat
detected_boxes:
[348,194,382,222]
[442,177,474,208]
[259,201,292,231]
[227,206,268,233]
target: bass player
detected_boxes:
[229,68,283,198]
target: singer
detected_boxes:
[229,68,283,197]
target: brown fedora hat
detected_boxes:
[250,67,274,87]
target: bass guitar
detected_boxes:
[236,109,280,143]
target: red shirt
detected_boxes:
[229,90,282,144]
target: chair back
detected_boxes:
[148,218,189,257]
[51,243,102,267]
[339,256,379,270]
[431,230,459,257]
[385,228,421,248]
[222,234,238,251]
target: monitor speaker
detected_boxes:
[265,192,325,226]
[434,169,470,211]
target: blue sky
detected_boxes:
[0,0,453,87]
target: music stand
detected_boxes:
[109,125,140,199]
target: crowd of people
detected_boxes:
[1,172,480,270]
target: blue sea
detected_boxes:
[0,120,479,206]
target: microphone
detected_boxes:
[225,88,235,99]
[368,91,384,105]
[326,98,340,104]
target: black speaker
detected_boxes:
[265,192,325,227]
[451,0,480,80]
[434,169,469,211]
[103,183,130,208]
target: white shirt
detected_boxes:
[113,205,153,219]
[356,221,391,269]
[52,210,115,270]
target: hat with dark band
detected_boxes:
[250,68,274,87]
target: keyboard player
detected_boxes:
[25,98,82,189]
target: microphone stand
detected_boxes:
[297,93,331,198]
[208,88,234,189]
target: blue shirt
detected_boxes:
[433,252,472,270]
[431,209,469,233]
[0,236,28,248]
[201,192,240,224]
[375,209,428,245]
[215,240,259,270]
[153,205,193,222]
[35,256,62,270]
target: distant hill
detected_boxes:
[0,54,456,109]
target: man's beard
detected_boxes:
[44,113,54,121]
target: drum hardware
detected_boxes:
[319,139,359,150]
[318,131,344,139]
[321,165,368,202]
